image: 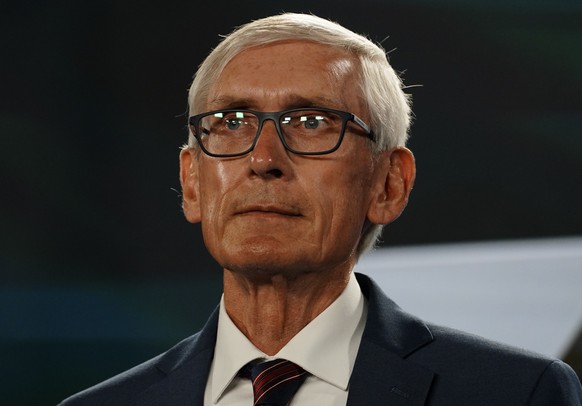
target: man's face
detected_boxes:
[182,40,388,278]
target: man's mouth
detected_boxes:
[237,204,301,217]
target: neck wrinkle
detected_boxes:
[222,267,352,355]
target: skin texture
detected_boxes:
[180,40,415,354]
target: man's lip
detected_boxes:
[236,205,301,216]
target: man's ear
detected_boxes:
[367,147,416,225]
[179,148,202,223]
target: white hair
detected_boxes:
[186,13,412,256]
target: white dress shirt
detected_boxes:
[203,272,368,405]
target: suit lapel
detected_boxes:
[347,274,435,405]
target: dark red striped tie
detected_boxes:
[243,359,308,406]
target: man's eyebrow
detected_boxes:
[206,95,347,111]
[207,96,254,110]
[285,95,347,110]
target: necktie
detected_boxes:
[243,359,308,406]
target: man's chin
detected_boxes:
[223,256,304,276]
[219,248,312,279]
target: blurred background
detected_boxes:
[1,0,581,403]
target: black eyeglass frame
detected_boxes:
[188,107,376,158]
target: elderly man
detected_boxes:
[62,13,581,405]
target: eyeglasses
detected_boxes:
[188,107,375,157]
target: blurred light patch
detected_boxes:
[357,236,582,358]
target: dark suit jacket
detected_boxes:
[61,273,582,405]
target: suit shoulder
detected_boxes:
[413,323,582,403]
[59,353,165,405]
[529,359,582,405]
[59,332,206,405]
[420,322,558,370]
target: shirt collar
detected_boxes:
[210,272,367,403]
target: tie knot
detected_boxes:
[243,359,307,406]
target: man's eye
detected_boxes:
[301,115,325,129]
[225,119,242,130]
[304,118,320,129]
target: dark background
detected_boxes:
[1,1,581,404]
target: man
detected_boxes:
[62,13,581,405]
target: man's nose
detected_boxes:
[249,119,289,178]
